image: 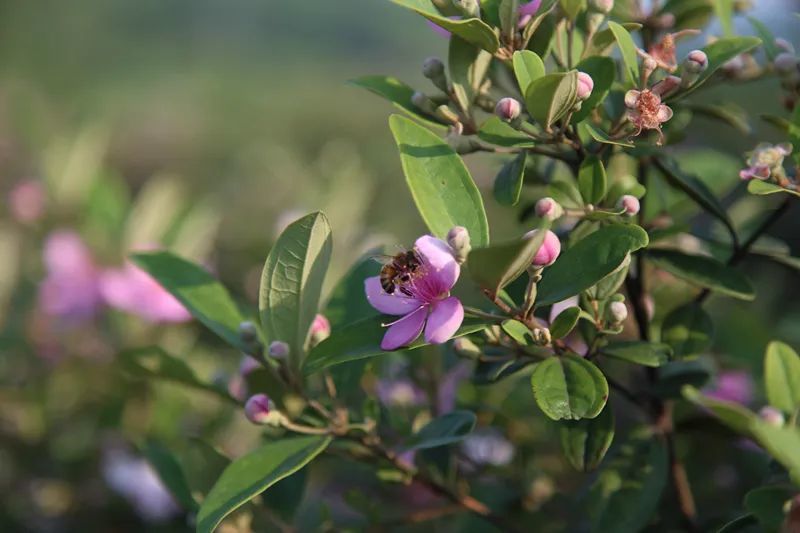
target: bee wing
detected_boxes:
[370,254,396,265]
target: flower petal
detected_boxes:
[656,104,673,123]
[365,276,423,315]
[424,296,464,345]
[624,90,640,108]
[415,235,460,290]
[381,306,427,350]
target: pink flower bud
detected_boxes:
[683,50,708,73]
[422,57,445,79]
[495,97,521,122]
[576,72,594,100]
[453,336,481,358]
[606,301,628,324]
[244,393,273,425]
[8,180,46,224]
[535,197,563,221]
[652,75,681,97]
[310,314,331,345]
[775,38,795,54]
[447,226,471,264]
[759,406,785,427]
[774,53,798,75]
[618,195,640,216]
[239,355,260,377]
[525,229,561,267]
[268,340,290,359]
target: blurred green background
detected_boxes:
[1,0,799,530]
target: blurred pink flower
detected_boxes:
[437,361,471,413]
[8,180,46,224]
[103,449,179,522]
[38,231,103,321]
[705,370,753,406]
[427,17,459,38]
[376,378,426,407]
[100,262,190,323]
[365,235,463,350]
[517,0,542,26]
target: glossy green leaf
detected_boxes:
[687,102,751,135]
[502,319,533,345]
[559,405,614,471]
[391,0,500,52]
[512,50,545,95]
[559,0,586,20]
[468,220,550,293]
[525,71,579,130]
[143,440,199,511]
[499,0,520,42]
[578,155,607,205]
[661,303,713,358]
[477,116,536,147]
[607,22,640,86]
[550,306,581,339]
[744,486,795,530]
[449,36,492,112]
[493,151,527,206]
[260,212,332,373]
[521,0,558,49]
[537,224,649,306]
[580,122,634,148]
[712,0,734,37]
[587,435,668,533]
[584,23,642,57]
[530,354,608,420]
[196,436,331,533]
[304,316,489,375]
[572,56,615,122]
[747,179,800,198]
[747,17,779,60]
[348,76,445,130]
[389,114,489,247]
[764,341,800,413]
[682,385,754,434]
[601,341,671,367]
[131,252,249,351]
[404,410,477,450]
[647,249,755,300]
[678,37,762,98]
[547,177,584,208]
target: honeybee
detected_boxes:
[378,249,422,296]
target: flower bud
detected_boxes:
[525,229,561,267]
[589,0,613,13]
[452,0,480,18]
[447,226,471,264]
[411,91,437,115]
[238,321,258,344]
[244,393,273,425]
[268,340,290,359]
[774,53,798,76]
[422,57,449,92]
[495,97,521,122]
[653,75,682,96]
[759,406,785,427]
[310,314,331,346]
[535,197,563,221]
[532,327,551,346]
[453,336,482,358]
[618,195,640,216]
[683,50,708,74]
[606,300,628,325]
[576,72,594,101]
[775,38,795,54]
[239,355,260,376]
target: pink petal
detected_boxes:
[381,306,428,350]
[424,296,464,344]
[414,235,460,291]
[656,105,673,122]
[365,276,423,315]
[518,0,542,17]
[624,90,640,108]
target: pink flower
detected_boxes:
[517,0,542,26]
[365,235,464,350]
[525,229,561,267]
[38,231,103,321]
[705,371,753,406]
[244,393,274,424]
[739,143,792,181]
[576,72,594,100]
[624,88,673,144]
[645,30,701,72]
[310,313,331,344]
[376,378,426,407]
[618,194,640,216]
[100,262,190,323]
[103,449,179,522]
[8,180,45,224]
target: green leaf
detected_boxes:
[512,50,545,95]
[712,0,734,37]
[468,220,551,293]
[661,303,713,358]
[601,341,671,367]
[587,435,668,533]
[687,102,751,135]
[655,360,713,398]
[502,319,533,345]
[196,436,331,533]
[747,17,779,60]
[580,122,634,148]
[525,71,579,130]
[143,440,199,512]
[559,405,614,471]
[547,177,584,208]
[389,114,489,247]
[304,316,489,375]
[537,224,649,306]
[607,22,640,86]
[404,410,477,450]
[744,486,795,531]
[584,23,642,57]
[499,0,520,42]
[578,155,607,205]
[493,151,527,206]
[530,354,608,420]
[717,514,758,533]
[764,341,800,413]
[550,306,581,339]
[647,249,755,300]
[260,212,332,373]
[747,180,800,198]
[348,76,445,131]
[477,116,536,147]
[131,252,248,351]
[119,347,237,403]
[559,0,586,20]
[677,37,762,98]
[391,0,500,52]
[449,36,492,112]
[572,56,616,123]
